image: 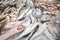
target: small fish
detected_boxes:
[44,29,55,40]
[12,22,39,40]
[0,6,5,11]
[0,25,24,40]
[0,14,8,21]
[16,7,30,21]
[30,23,48,40]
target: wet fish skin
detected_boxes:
[12,22,39,40]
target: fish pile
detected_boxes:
[0,0,60,40]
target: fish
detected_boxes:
[30,23,48,40]
[16,7,30,21]
[0,14,8,21]
[12,22,39,40]
[4,20,26,29]
[0,24,24,40]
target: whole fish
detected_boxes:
[0,25,24,40]
[12,22,39,40]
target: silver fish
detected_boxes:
[12,22,39,40]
